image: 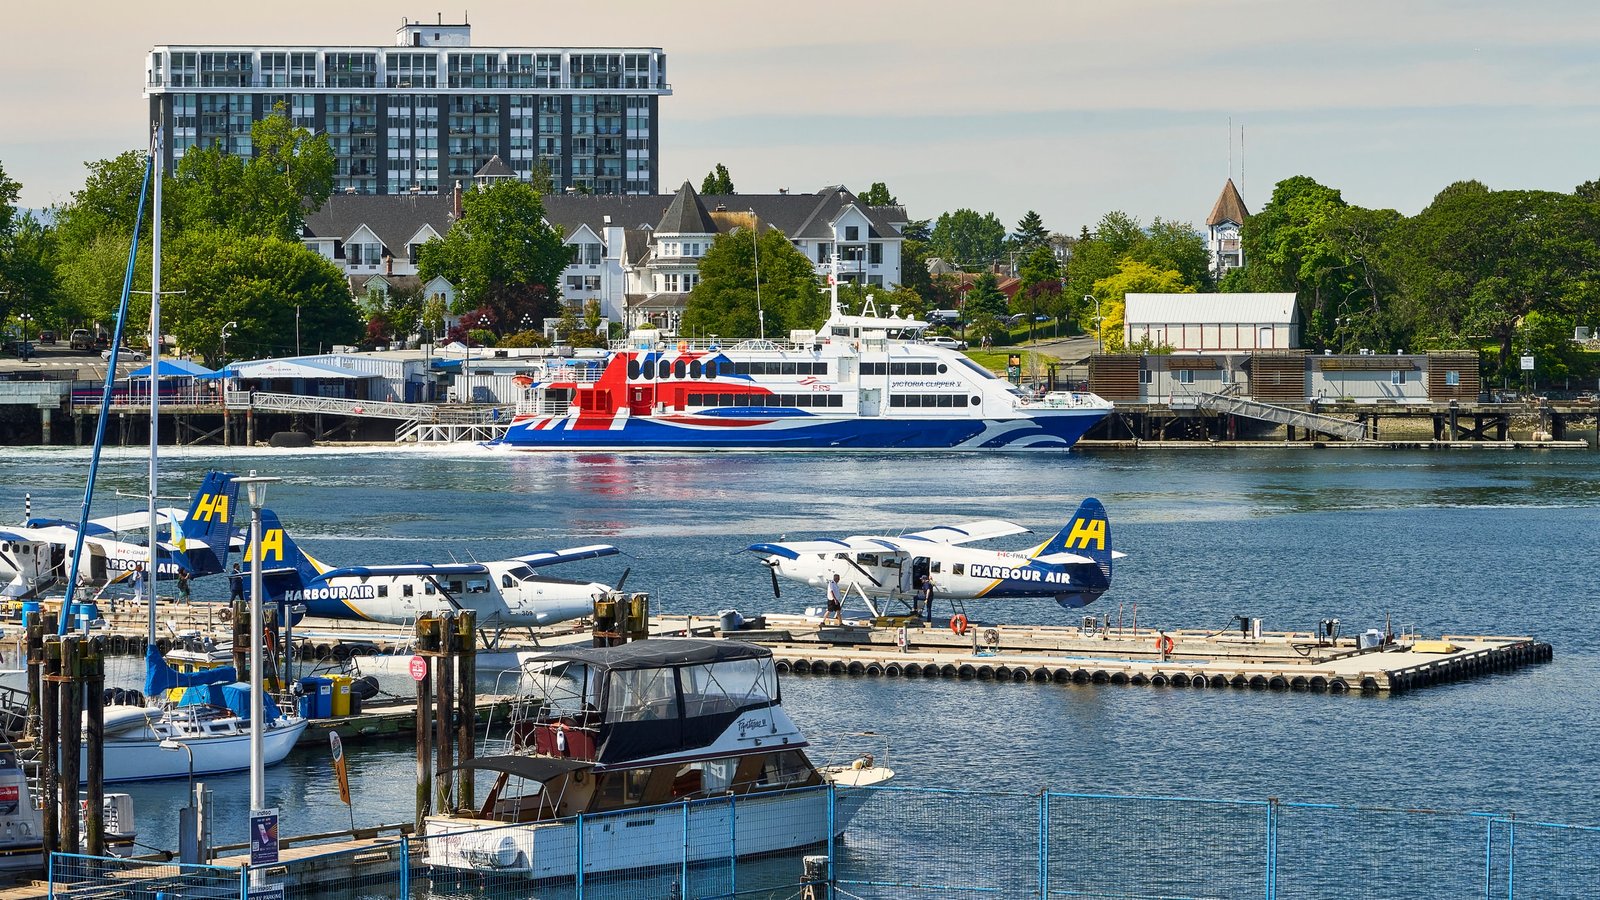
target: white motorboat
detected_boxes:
[423,639,892,879]
[0,746,136,872]
[83,697,307,784]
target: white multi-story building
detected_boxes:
[144,19,669,196]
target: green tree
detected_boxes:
[171,108,335,241]
[55,231,151,332]
[1226,175,1359,347]
[930,209,1007,268]
[963,272,1008,321]
[1130,218,1212,290]
[2,215,60,331]
[1064,212,1143,304]
[1089,260,1193,348]
[1320,204,1407,352]
[682,226,820,338]
[165,228,360,364]
[1016,245,1063,340]
[700,163,735,195]
[417,179,571,330]
[1013,210,1049,252]
[857,182,897,206]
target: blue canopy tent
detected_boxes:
[128,359,216,379]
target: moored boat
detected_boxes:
[422,638,892,879]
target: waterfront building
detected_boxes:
[143,19,670,196]
[1088,350,1478,406]
[302,181,909,331]
[1123,293,1299,352]
[1206,178,1249,280]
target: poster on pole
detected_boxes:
[249,807,280,865]
[1521,355,1536,371]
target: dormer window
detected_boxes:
[845,225,859,241]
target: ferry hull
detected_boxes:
[499,409,1107,451]
[423,782,882,880]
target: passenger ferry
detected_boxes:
[423,639,892,880]
[497,286,1112,451]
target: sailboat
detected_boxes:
[76,124,307,783]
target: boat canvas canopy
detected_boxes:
[142,645,238,697]
[533,638,769,674]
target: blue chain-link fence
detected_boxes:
[46,787,1600,899]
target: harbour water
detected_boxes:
[3,445,1597,856]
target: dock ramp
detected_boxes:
[1195,390,1368,441]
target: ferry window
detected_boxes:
[733,362,749,375]
[781,362,797,375]
[970,396,981,406]
[953,395,967,407]
[640,362,653,380]
[952,563,965,576]
[781,395,796,407]
[377,584,389,598]
[688,393,701,405]
[889,395,905,407]
[890,362,908,376]
[658,360,671,379]
[937,364,947,374]
[628,360,641,379]
[937,394,954,407]
[674,360,687,379]
[403,584,414,597]
[690,361,703,378]
[829,394,844,407]
[705,361,718,378]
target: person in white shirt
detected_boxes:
[823,574,844,626]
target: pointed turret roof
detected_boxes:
[474,155,515,180]
[1207,178,1249,226]
[655,181,717,234]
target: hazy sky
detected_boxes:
[5,0,1599,235]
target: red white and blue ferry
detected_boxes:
[497,296,1112,452]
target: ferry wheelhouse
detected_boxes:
[498,296,1112,451]
[423,639,892,879]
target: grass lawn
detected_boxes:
[964,348,1053,375]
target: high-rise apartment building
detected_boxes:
[144,19,669,196]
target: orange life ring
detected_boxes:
[950,614,969,635]
[1156,634,1175,655]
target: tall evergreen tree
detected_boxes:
[700,164,735,195]
[1013,210,1049,251]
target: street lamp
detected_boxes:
[221,321,238,363]
[159,739,195,801]
[234,471,281,823]
[1085,295,1102,355]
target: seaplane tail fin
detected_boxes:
[244,510,331,601]
[175,471,239,575]
[1035,498,1113,587]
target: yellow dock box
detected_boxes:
[329,674,353,716]
[1411,640,1461,654]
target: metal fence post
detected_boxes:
[399,834,410,898]
[239,863,249,900]
[576,811,585,900]
[827,782,837,886]
[1483,818,1492,900]
[729,792,738,897]
[1506,814,1515,900]
[1038,792,1049,899]
[46,853,53,900]
[1265,798,1278,900]
[681,802,691,899]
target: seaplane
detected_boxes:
[745,498,1124,619]
[243,510,624,644]
[0,471,240,600]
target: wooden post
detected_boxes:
[455,611,477,813]
[414,619,434,833]
[40,633,60,860]
[434,616,454,815]
[58,636,81,856]
[232,600,250,674]
[84,637,105,858]
[25,621,43,742]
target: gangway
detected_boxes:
[1194,389,1368,441]
[227,391,510,443]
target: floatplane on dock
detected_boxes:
[424,639,891,879]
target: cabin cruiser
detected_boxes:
[423,639,892,879]
[0,747,136,872]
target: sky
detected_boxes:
[4,0,1600,235]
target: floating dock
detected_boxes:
[712,615,1552,694]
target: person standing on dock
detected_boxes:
[823,574,844,626]
[130,568,144,604]
[917,575,934,620]
[229,563,245,602]
[177,569,191,604]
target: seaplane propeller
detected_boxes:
[768,563,782,599]
[613,567,631,592]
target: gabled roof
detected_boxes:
[656,181,717,234]
[303,193,455,257]
[474,155,515,179]
[537,186,906,247]
[1207,179,1249,227]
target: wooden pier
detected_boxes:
[713,615,1552,694]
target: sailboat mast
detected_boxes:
[147,122,162,646]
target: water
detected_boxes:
[4,444,1598,855]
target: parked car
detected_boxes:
[923,335,969,351]
[101,346,147,362]
[69,328,94,351]
[38,330,57,345]
[4,340,35,360]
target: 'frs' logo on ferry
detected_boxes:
[286,585,378,603]
[798,377,830,391]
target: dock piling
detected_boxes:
[83,636,106,858]
[454,611,477,813]
[39,627,59,860]
[58,636,81,855]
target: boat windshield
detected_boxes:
[954,357,999,381]
[526,661,599,717]
[678,656,778,717]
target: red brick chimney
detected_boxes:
[451,180,463,219]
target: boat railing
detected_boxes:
[1015,390,1114,411]
[608,335,817,353]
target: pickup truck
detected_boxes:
[69,329,94,351]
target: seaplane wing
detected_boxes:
[897,519,1031,545]
[89,508,184,534]
[746,537,907,559]
[310,563,491,583]
[20,518,116,537]
[513,545,621,567]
